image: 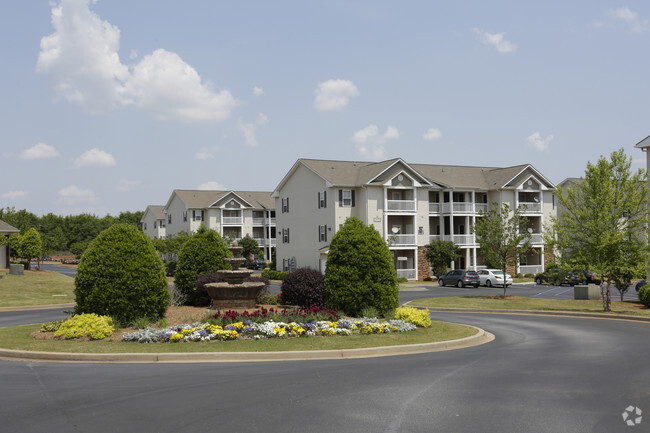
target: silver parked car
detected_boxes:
[438,270,480,288]
[477,269,513,287]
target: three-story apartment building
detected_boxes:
[272,158,556,280]
[143,190,276,260]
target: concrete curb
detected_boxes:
[407,305,650,323]
[0,303,76,312]
[0,326,493,363]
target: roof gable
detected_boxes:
[634,134,650,149]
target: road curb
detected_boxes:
[406,305,650,323]
[0,326,493,363]
[0,303,76,312]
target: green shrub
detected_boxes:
[397,277,408,283]
[395,307,432,327]
[524,273,534,278]
[165,260,177,277]
[74,224,169,324]
[53,313,114,340]
[40,319,66,333]
[280,268,325,308]
[174,227,231,305]
[515,273,524,278]
[131,317,152,329]
[423,277,432,282]
[262,268,290,280]
[360,306,379,318]
[639,284,650,307]
[546,263,560,270]
[324,217,399,316]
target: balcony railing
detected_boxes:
[222,217,243,225]
[429,235,441,243]
[429,203,440,213]
[519,265,543,275]
[518,202,542,213]
[443,234,475,245]
[475,203,488,214]
[387,200,416,212]
[388,234,416,246]
[396,269,416,280]
[252,218,265,225]
[442,202,475,214]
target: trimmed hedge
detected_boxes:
[174,227,231,305]
[639,284,650,307]
[280,267,325,308]
[324,217,399,316]
[262,268,290,281]
[74,224,169,324]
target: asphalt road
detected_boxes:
[1,312,647,432]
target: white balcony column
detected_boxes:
[472,247,477,271]
[472,191,476,213]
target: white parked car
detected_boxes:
[477,269,513,287]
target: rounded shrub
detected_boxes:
[280,267,325,308]
[174,227,231,305]
[395,307,432,327]
[638,284,650,307]
[324,217,399,316]
[74,224,169,324]
[54,313,114,340]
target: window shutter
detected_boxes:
[201,211,204,222]
[351,190,355,207]
[286,197,289,213]
[339,189,343,207]
[323,191,327,208]
[287,228,290,243]
[325,225,327,242]
[317,192,320,209]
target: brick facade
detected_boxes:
[417,246,431,281]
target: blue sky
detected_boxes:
[1,0,648,216]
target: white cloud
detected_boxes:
[526,132,554,151]
[74,148,116,168]
[608,7,649,33]
[195,145,220,160]
[20,142,61,160]
[473,28,517,53]
[314,79,359,111]
[237,113,269,147]
[352,124,399,160]
[253,86,264,96]
[58,185,96,204]
[198,181,226,190]
[2,191,28,200]
[423,128,442,141]
[116,179,140,192]
[37,0,238,122]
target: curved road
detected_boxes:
[1,310,648,432]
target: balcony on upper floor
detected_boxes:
[442,234,476,246]
[386,199,416,212]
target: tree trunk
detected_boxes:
[601,281,612,312]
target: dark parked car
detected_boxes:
[246,260,266,270]
[438,270,480,288]
[566,270,601,286]
[636,280,646,292]
[534,268,569,286]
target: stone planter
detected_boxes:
[574,284,600,300]
[9,264,24,275]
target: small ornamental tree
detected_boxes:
[14,228,43,269]
[74,224,169,324]
[239,235,261,261]
[324,217,399,316]
[174,226,232,305]
[424,240,460,277]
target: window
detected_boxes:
[154,221,157,229]
[318,191,327,208]
[143,223,147,230]
[339,189,355,207]
[160,220,165,228]
[193,210,204,222]
[168,214,172,224]
[282,197,290,213]
[183,210,187,222]
[282,228,290,243]
[319,225,327,242]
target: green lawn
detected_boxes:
[0,321,477,353]
[408,295,650,317]
[0,270,75,307]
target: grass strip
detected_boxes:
[408,295,650,317]
[0,321,476,353]
[0,270,75,307]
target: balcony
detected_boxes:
[388,234,416,246]
[222,217,243,225]
[443,234,475,246]
[518,202,542,213]
[428,235,441,243]
[254,237,277,246]
[252,218,265,225]
[429,203,440,214]
[442,202,475,214]
[475,203,488,214]
[387,200,416,212]
[396,269,416,280]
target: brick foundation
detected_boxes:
[417,246,430,281]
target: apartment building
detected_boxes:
[272,158,556,280]
[144,190,276,260]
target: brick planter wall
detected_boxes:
[417,246,430,281]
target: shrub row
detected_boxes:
[262,269,290,280]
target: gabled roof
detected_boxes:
[274,158,555,192]
[141,205,165,222]
[0,220,19,234]
[164,190,274,210]
[634,134,650,149]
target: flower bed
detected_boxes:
[122,317,418,343]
